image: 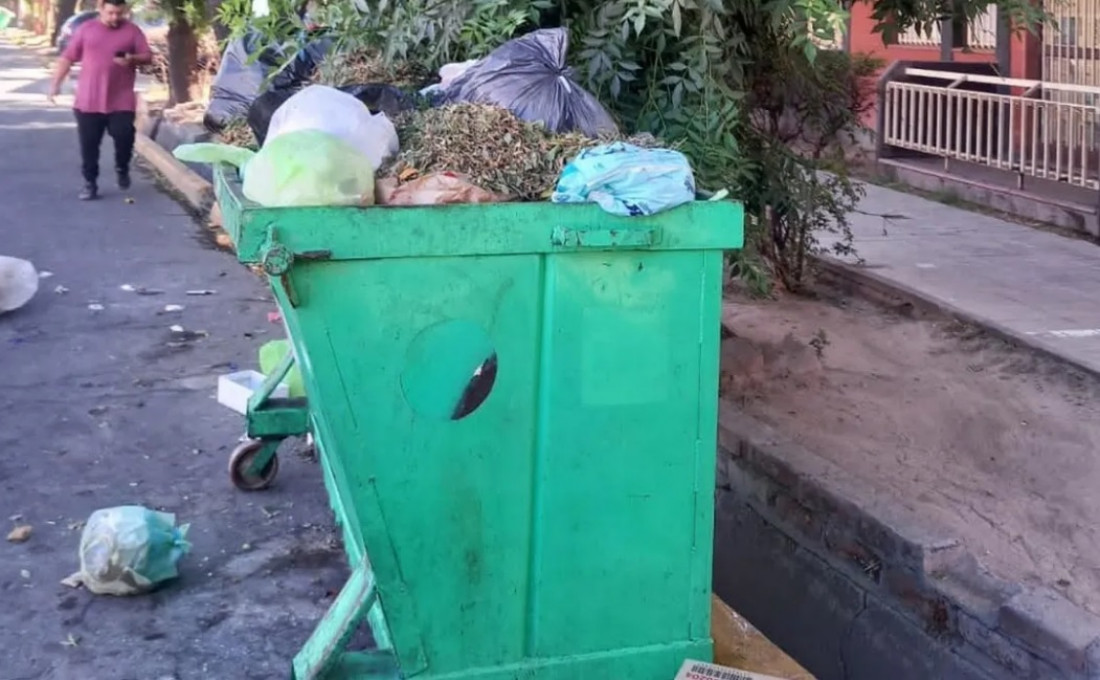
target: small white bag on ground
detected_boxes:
[0,255,38,314]
[265,84,399,170]
[64,505,191,596]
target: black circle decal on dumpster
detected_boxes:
[400,320,498,420]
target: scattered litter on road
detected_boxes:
[87,303,104,311]
[61,633,80,648]
[163,304,185,312]
[267,311,282,323]
[19,569,30,580]
[63,505,191,596]
[124,197,135,205]
[120,284,165,295]
[54,285,69,294]
[6,524,32,543]
[88,405,108,416]
[168,325,210,344]
[38,271,53,279]
[186,289,217,296]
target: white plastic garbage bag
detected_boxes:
[266,84,399,170]
[64,506,191,596]
[0,255,38,314]
[439,60,478,88]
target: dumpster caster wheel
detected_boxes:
[229,439,280,491]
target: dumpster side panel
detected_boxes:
[528,249,720,657]
[287,256,542,674]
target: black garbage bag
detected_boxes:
[204,31,332,133]
[443,28,617,138]
[246,88,299,145]
[339,84,416,120]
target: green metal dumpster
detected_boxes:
[214,165,744,680]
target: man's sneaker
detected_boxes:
[79,182,98,201]
[117,169,131,190]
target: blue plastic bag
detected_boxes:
[551,142,696,217]
[65,506,191,596]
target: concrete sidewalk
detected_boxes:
[827,181,1100,376]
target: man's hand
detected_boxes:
[113,53,133,67]
[49,56,73,105]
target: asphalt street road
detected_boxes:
[0,37,346,680]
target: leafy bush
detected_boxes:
[216,0,1009,291]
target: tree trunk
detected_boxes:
[166,15,198,105]
[51,0,77,45]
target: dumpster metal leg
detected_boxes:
[293,558,390,680]
[228,350,311,491]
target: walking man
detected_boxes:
[48,0,152,200]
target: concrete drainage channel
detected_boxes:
[714,406,1100,680]
[133,122,1100,680]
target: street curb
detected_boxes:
[812,254,1100,381]
[134,132,213,217]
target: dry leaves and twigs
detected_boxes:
[313,50,431,89]
[218,119,258,150]
[384,104,656,201]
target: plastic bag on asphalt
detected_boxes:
[551,142,696,217]
[0,255,38,314]
[64,506,191,596]
[443,28,617,138]
[266,85,399,170]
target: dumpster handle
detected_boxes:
[551,226,657,249]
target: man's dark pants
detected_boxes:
[74,110,135,184]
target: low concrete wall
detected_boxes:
[877,159,1100,238]
[713,406,1100,680]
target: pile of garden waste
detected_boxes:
[175,27,698,217]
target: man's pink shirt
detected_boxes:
[62,19,150,114]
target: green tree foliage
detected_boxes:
[217,0,1038,291]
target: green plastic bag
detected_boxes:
[260,339,306,398]
[173,129,376,208]
[64,506,191,596]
